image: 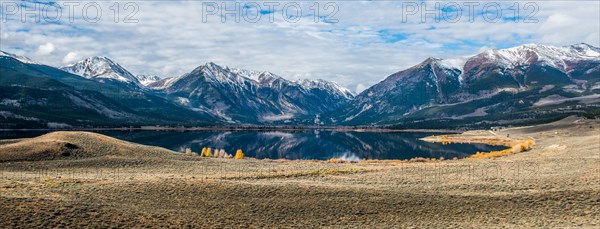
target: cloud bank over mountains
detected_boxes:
[1,0,598,93]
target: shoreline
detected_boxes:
[0,127,463,133]
[420,134,519,147]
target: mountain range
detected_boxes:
[0,51,355,128]
[1,43,599,129]
[333,43,600,128]
[60,56,142,87]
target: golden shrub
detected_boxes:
[470,139,536,159]
[234,149,245,159]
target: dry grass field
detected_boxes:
[0,117,599,228]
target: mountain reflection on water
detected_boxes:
[0,130,507,160]
[110,130,506,160]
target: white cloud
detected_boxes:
[1,0,598,90]
[35,42,54,56]
[542,13,577,30]
[62,52,81,64]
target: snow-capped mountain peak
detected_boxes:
[187,62,354,98]
[228,67,264,82]
[253,71,289,90]
[0,50,39,64]
[438,57,469,70]
[296,79,355,99]
[60,56,140,85]
[154,62,355,122]
[147,75,180,90]
[135,74,161,86]
[189,62,252,86]
[569,43,600,57]
[258,71,283,82]
[477,43,599,70]
[339,43,599,125]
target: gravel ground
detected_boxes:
[0,118,598,228]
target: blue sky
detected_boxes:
[1,0,599,92]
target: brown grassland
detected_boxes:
[0,117,599,228]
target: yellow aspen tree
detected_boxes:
[234,149,245,159]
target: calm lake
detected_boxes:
[0,130,507,160]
